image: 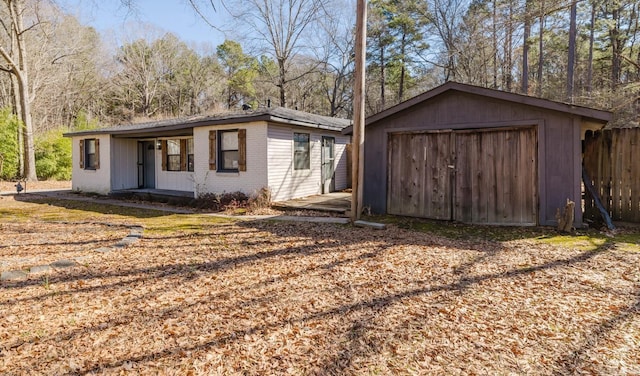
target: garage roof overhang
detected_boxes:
[342,81,613,135]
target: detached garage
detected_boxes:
[359,82,611,226]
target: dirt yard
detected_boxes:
[1,195,639,375]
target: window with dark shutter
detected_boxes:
[83,138,99,170]
[218,130,239,172]
[161,138,194,171]
[166,139,181,171]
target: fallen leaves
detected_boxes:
[1,197,639,375]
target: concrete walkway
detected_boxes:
[273,192,351,214]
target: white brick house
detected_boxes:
[64,107,351,202]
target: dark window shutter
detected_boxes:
[180,139,187,171]
[161,140,167,171]
[79,139,85,169]
[238,129,246,172]
[209,131,216,170]
[94,139,100,169]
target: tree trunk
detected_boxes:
[505,0,514,91]
[567,0,577,102]
[379,42,385,110]
[10,73,24,176]
[278,58,286,107]
[587,1,595,95]
[537,0,545,97]
[16,68,36,181]
[522,0,531,93]
[398,32,406,102]
[555,199,575,232]
[610,6,622,90]
[492,0,498,88]
[1,0,37,181]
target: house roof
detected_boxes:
[343,81,612,134]
[64,107,352,138]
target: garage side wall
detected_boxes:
[364,91,583,226]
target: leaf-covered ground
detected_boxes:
[1,195,639,375]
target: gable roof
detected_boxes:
[64,107,352,138]
[343,81,612,134]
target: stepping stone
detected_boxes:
[354,220,386,230]
[129,227,143,238]
[1,270,28,281]
[95,247,113,253]
[30,265,52,274]
[50,259,76,269]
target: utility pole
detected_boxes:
[351,0,367,221]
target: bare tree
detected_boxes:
[316,5,355,117]
[423,0,467,81]
[567,0,577,102]
[225,0,332,107]
[0,0,37,181]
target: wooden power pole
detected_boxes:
[351,0,367,221]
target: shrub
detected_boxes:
[0,108,20,180]
[35,129,72,180]
[248,187,272,211]
[192,191,250,211]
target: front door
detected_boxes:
[137,141,156,189]
[321,137,335,194]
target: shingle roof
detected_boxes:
[64,107,352,137]
[343,81,612,134]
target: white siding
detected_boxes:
[156,137,195,193]
[333,134,350,191]
[70,135,111,194]
[111,138,139,190]
[192,122,269,197]
[267,124,349,202]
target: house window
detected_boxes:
[187,138,194,172]
[294,133,310,170]
[85,139,97,170]
[166,139,181,171]
[219,130,239,171]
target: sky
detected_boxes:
[58,0,229,48]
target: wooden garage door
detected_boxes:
[387,127,537,225]
[387,131,454,219]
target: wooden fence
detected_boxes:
[583,128,640,223]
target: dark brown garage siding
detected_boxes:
[360,83,611,226]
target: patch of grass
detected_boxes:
[2,197,233,236]
[369,214,640,251]
[25,198,168,220]
[535,234,608,251]
[144,214,232,235]
[41,275,51,290]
